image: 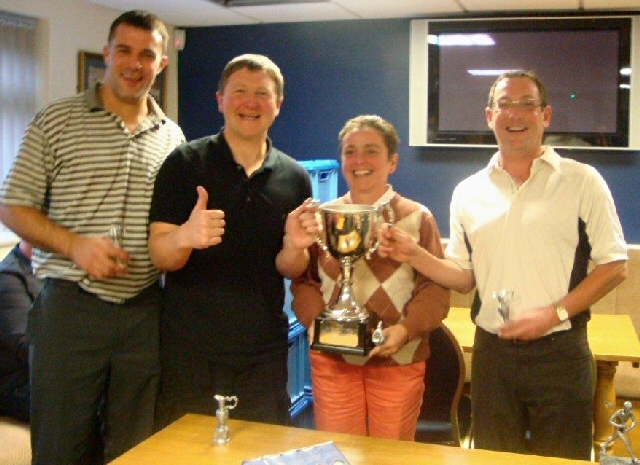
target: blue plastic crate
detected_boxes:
[287,323,305,402]
[298,159,339,204]
[286,159,339,419]
[287,321,312,417]
[284,159,339,323]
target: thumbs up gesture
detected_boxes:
[182,185,225,249]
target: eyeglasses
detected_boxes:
[492,98,541,112]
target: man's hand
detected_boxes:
[377,224,419,264]
[178,186,225,249]
[69,234,129,280]
[283,198,320,250]
[498,305,558,341]
[276,198,319,278]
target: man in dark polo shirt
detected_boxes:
[149,54,318,429]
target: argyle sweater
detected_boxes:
[291,188,450,366]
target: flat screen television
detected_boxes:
[409,16,640,150]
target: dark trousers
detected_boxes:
[155,330,291,431]
[28,279,161,465]
[471,325,593,460]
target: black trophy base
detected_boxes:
[310,315,373,356]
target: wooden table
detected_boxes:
[111,414,592,465]
[444,307,640,452]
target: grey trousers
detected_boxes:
[28,279,161,465]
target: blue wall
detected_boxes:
[177,18,640,243]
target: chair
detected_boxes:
[414,323,471,447]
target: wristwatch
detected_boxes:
[554,303,569,323]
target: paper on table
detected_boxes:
[241,440,350,465]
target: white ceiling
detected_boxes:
[85,0,640,27]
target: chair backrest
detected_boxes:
[414,322,468,446]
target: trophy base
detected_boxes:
[311,315,373,356]
[600,456,640,465]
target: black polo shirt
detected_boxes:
[149,132,312,363]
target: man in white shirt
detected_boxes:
[379,70,628,460]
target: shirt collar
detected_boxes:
[217,130,276,173]
[344,185,395,207]
[487,151,502,173]
[261,137,277,171]
[538,145,561,172]
[487,145,561,174]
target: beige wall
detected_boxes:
[0,243,12,260]
[0,0,181,244]
[0,0,179,119]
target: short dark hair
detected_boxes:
[338,114,400,158]
[487,70,549,109]
[108,10,169,54]
[218,54,284,101]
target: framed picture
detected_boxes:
[77,50,166,110]
[77,51,105,94]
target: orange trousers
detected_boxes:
[309,350,425,440]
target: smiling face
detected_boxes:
[340,127,398,204]
[102,23,167,105]
[216,67,282,143]
[486,76,551,158]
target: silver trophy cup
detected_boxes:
[311,203,393,356]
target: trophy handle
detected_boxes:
[315,232,329,254]
[304,199,327,254]
[310,200,331,256]
[366,202,395,259]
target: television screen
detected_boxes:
[409,16,637,150]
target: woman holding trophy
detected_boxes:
[291,115,449,440]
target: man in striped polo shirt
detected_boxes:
[0,10,184,464]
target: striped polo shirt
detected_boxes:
[0,84,185,303]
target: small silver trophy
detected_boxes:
[108,223,124,247]
[108,223,125,267]
[311,203,393,356]
[371,321,386,346]
[600,401,640,464]
[213,394,238,445]
[493,289,514,322]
